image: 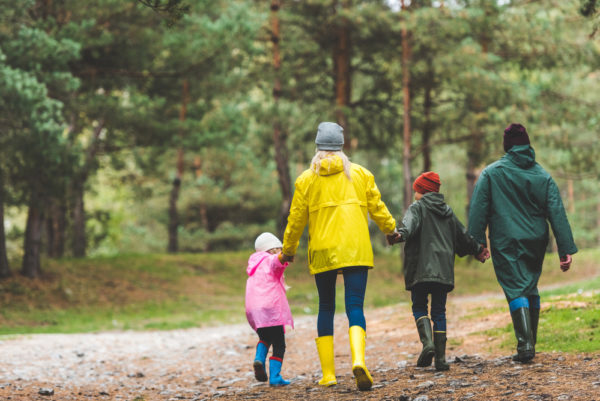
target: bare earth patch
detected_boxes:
[0,295,598,400]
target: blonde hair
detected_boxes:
[311,150,352,180]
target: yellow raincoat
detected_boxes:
[282,155,396,275]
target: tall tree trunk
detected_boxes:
[422,56,434,172]
[466,24,491,220]
[597,201,600,248]
[193,156,210,251]
[0,173,11,278]
[401,0,413,211]
[334,0,352,150]
[71,179,87,258]
[70,119,104,258]
[567,178,575,213]
[46,199,66,258]
[167,79,189,253]
[271,0,292,237]
[22,192,44,278]
[465,130,483,218]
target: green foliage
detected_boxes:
[1,0,599,259]
[1,248,598,334]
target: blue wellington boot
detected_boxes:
[253,341,269,382]
[269,357,290,387]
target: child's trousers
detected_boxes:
[257,325,286,359]
[410,282,450,331]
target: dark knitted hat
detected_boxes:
[413,171,441,194]
[503,123,530,152]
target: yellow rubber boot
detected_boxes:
[315,336,337,386]
[349,325,373,391]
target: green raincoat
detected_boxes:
[399,192,482,291]
[468,145,578,301]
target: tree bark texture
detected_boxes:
[422,57,434,173]
[334,0,352,150]
[167,79,189,253]
[22,192,44,278]
[567,179,575,213]
[401,0,413,211]
[0,174,11,278]
[70,119,104,258]
[46,199,66,258]
[465,130,483,207]
[271,0,293,237]
[71,179,87,258]
[597,202,600,248]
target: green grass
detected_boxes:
[0,248,598,337]
[483,291,600,353]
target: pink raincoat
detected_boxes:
[245,251,294,331]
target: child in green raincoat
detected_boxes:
[390,172,489,371]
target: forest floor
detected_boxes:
[0,293,599,401]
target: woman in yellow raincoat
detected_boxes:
[280,122,397,391]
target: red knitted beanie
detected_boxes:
[413,171,441,194]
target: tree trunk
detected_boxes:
[46,199,66,258]
[422,57,434,173]
[334,0,352,150]
[401,0,413,211]
[69,119,104,258]
[271,0,293,237]
[567,178,575,213]
[193,156,210,251]
[0,174,11,278]
[465,131,483,219]
[597,202,600,248]
[22,193,44,278]
[167,79,189,253]
[71,179,87,258]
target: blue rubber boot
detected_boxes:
[253,341,269,382]
[269,357,290,387]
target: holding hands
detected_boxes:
[386,231,402,245]
[279,253,295,263]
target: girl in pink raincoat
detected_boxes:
[246,232,294,387]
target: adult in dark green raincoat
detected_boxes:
[468,123,577,363]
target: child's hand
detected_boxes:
[475,247,490,263]
[559,254,572,272]
[386,232,402,245]
[279,253,295,263]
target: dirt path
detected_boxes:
[0,294,598,400]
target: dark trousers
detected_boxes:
[411,282,449,332]
[314,266,368,337]
[257,325,286,359]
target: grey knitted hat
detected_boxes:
[315,122,344,151]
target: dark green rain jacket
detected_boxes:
[398,192,482,291]
[468,145,578,301]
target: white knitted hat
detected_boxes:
[254,232,283,252]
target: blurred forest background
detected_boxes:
[1,0,599,280]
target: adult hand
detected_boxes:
[475,246,490,263]
[559,254,572,272]
[279,253,295,263]
[386,232,402,245]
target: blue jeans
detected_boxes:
[411,282,450,332]
[314,266,368,337]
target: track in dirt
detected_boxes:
[0,297,598,400]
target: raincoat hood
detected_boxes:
[420,192,452,217]
[504,144,536,169]
[313,155,344,176]
[247,251,270,276]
